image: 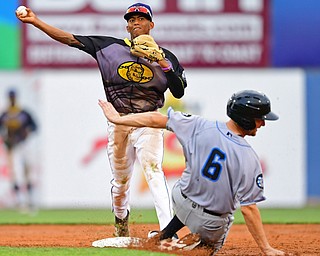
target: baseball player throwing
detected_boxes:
[98,90,286,255]
[16,3,187,236]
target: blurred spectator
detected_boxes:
[0,89,37,212]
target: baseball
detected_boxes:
[16,5,28,17]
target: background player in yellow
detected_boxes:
[0,89,37,212]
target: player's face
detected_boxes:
[126,15,154,39]
[247,119,265,136]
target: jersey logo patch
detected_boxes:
[256,174,264,189]
[181,112,192,117]
[118,62,153,83]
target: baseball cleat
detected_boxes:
[147,230,159,238]
[114,210,130,237]
[176,233,201,250]
[158,233,201,251]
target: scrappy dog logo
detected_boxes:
[256,174,264,189]
[118,62,153,83]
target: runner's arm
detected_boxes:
[98,100,168,128]
[241,204,285,255]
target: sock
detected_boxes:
[160,215,185,240]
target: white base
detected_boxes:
[92,233,201,251]
[92,237,143,248]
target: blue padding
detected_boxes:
[306,71,320,197]
[0,0,19,25]
[271,1,320,67]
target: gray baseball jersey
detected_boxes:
[166,108,266,215]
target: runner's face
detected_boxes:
[126,15,154,39]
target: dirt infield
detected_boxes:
[1,224,319,255]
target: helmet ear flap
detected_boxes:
[227,105,256,130]
[237,117,256,130]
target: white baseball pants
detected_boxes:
[107,122,173,230]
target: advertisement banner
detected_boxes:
[0,69,306,208]
[22,0,269,68]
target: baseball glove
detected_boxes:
[130,35,165,63]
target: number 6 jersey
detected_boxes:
[166,107,266,215]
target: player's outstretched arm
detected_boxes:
[98,99,168,128]
[241,204,286,255]
[15,7,81,46]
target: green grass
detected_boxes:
[0,207,319,225]
[0,247,170,256]
[0,207,319,256]
[233,206,320,224]
[0,208,159,225]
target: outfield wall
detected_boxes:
[0,69,311,208]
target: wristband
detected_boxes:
[161,65,172,72]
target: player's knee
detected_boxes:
[111,178,130,192]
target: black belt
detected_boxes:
[181,190,222,217]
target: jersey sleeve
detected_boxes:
[23,110,37,132]
[70,35,122,59]
[162,48,187,98]
[237,159,266,206]
[166,107,198,147]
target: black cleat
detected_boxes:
[114,210,130,237]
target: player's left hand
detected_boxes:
[130,34,165,63]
